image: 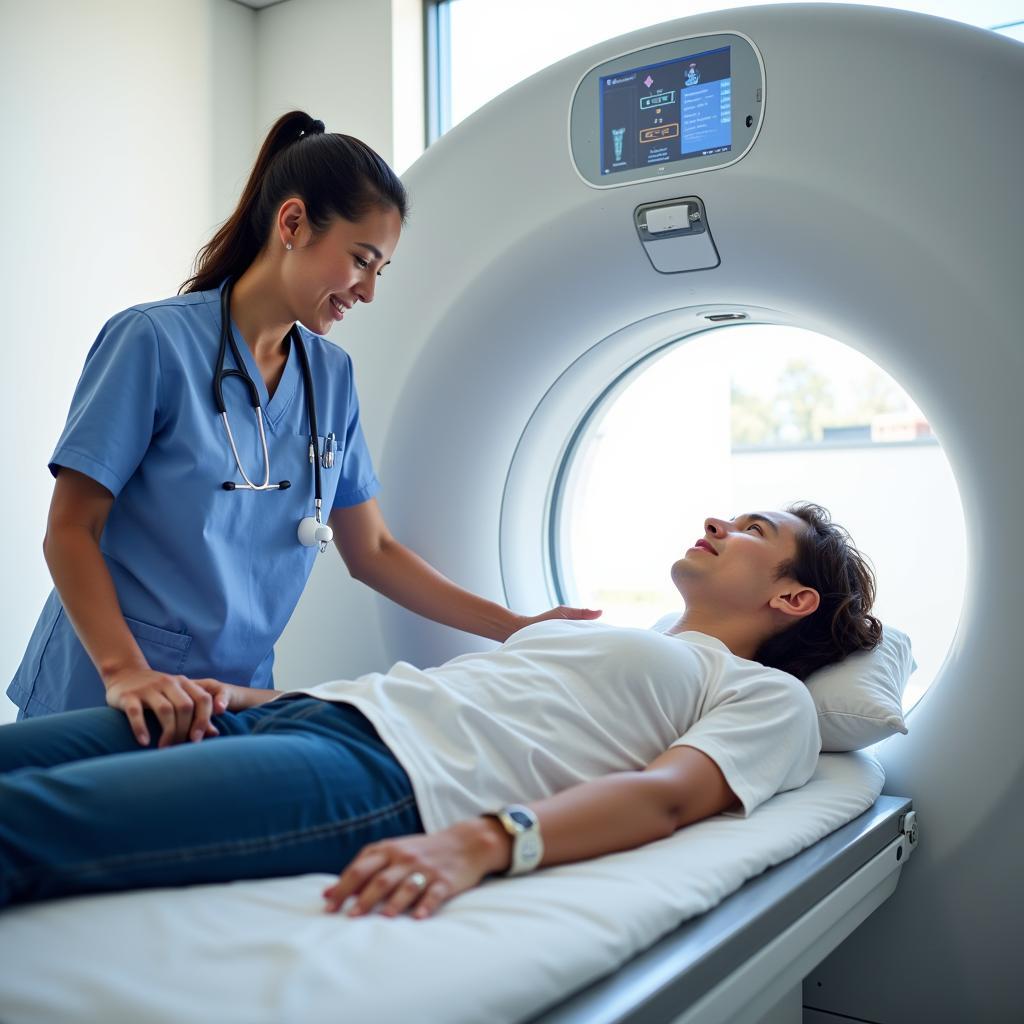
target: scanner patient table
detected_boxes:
[0,751,913,1024]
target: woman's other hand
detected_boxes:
[322,818,511,920]
[104,669,233,747]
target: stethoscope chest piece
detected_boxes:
[298,512,334,552]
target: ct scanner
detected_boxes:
[361,4,1023,1020]
[0,5,1020,1024]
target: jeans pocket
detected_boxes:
[123,617,192,676]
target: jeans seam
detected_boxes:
[249,698,344,733]
[11,792,419,886]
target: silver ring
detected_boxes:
[407,871,428,891]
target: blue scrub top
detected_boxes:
[8,280,381,715]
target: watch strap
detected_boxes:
[487,804,544,876]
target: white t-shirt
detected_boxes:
[298,620,821,832]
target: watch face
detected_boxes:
[508,809,534,830]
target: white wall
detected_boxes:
[253,0,425,692]
[255,0,424,175]
[0,0,256,720]
[0,0,424,720]
[0,0,255,722]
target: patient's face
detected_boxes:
[670,510,806,612]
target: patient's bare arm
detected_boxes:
[322,744,737,919]
[493,745,738,869]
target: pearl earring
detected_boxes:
[285,243,293,251]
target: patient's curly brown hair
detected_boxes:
[755,502,883,681]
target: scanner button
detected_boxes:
[645,205,691,234]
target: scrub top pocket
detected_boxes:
[295,432,344,463]
[123,616,192,676]
[294,431,342,501]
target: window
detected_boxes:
[552,325,964,712]
[427,0,1023,141]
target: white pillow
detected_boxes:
[803,624,915,751]
[650,615,916,752]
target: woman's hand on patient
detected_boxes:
[511,604,603,635]
[322,819,511,920]
[104,668,233,747]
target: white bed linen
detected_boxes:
[0,752,883,1024]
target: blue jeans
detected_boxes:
[0,696,423,908]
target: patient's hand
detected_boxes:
[322,819,510,920]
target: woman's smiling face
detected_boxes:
[278,200,402,335]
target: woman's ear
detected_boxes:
[277,198,307,247]
[769,584,820,620]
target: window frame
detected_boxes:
[424,0,453,144]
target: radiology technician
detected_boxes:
[7,110,598,744]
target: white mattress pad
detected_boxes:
[0,751,883,1024]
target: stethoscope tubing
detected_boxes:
[215,279,322,507]
[219,409,274,490]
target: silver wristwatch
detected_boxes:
[486,804,544,876]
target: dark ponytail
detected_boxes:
[180,110,408,294]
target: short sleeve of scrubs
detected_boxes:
[49,310,163,498]
[332,352,381,509]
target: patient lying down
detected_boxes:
[0,502,880,916]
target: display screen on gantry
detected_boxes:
[599,46,731,176]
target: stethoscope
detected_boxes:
[214,279,335,553]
